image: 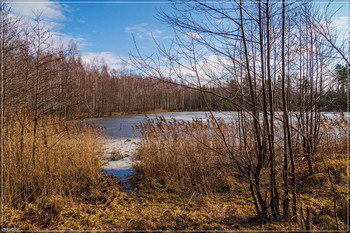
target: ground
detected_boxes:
[4,152,348,230]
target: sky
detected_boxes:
[8,0,349,72]
[10,0,176,71]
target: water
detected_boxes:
[104,169,133,194]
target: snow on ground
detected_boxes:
[101,137,140,171]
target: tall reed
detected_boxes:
[2,111,104,208]
[134,115,239,194]
[134,113,348,195]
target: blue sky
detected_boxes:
[10,0,176,71]
[10,0,349,72]
[61,2,174,54]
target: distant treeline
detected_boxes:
[1,8,347,120]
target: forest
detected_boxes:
[1,0,349,231]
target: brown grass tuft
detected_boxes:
[134,115,237,194]
[3,111,105,209]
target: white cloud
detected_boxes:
[125,23,149,33]
[125,23,164,39]
[81,52,132,71]
[11,0,66,22]
[50,32,87,50]
[215,18,230,24]
[185,31,201,39]
[9,0,87,51]
[333,16,349,33]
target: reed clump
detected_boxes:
[3,111,105,209]
[134,115,239,194]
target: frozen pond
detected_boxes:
[85,111,239,139]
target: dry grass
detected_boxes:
[295,152,348,230]
[133,113,348,230]
[5,167,346,231]
[134,115,237,194]
[2,111,105,209]
[4,177,302,231]
[2,111,348,230]
[109,148,124,161]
